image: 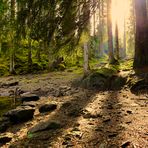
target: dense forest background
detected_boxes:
[0,1,148,147]
[0,0,147,76]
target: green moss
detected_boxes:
[111,76,127,89]
[120,59,133,71]
[82,71,106,89]
[0,97,21,117]
[96,67,118,77]
[0,64,9,76]
[0,97,12,117]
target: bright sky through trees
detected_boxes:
[90,0,131,37]
[111,0,130,36]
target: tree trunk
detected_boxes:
[115,22,119,59]
[28,39,32,71]
[36,42,42,62]
[93,0,96,36]
[98,0,104,57]
[10,50,15,74]
[9,0,16,74]
[123,17,126,58]
[133,0,148,71]
[11,0,15,19]
[107,0,116,64]
[83,42,90,75]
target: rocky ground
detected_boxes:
[0,70,148,148]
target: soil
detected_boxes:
[0,70,148,148]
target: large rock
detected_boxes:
[78,69,126,90]
[82,72,107,90]
[130,79,148,94]
[0,136,12,147]
[3,106,35,124]
[39,104,57,113]
[1,81,19,88]
[20,94,40,102]
[0,117,11,133]
[110,76,127,90]
[29,121,61,133]
[22,101,38,108]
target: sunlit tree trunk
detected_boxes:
[98,0,104,57]
[28,39,32,71]
[10,51,15,74]
[107,0,116,64]
[93,0,96,36]
[83,42,90,75]
[115,22,119,59]
[123,17,126,58]
[133,0,148,71]
[36,41,41,62]
[10,0,16,74]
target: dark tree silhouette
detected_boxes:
[134,0,148,71]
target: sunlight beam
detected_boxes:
[111,0,130,36]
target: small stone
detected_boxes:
[123,94,127,97]
[121,141,132,148]
[107,104,114,109]
[4,106,35,124]
[108,132,118,138]
[125,121,132,124]
[54,89,63,97]
[1,81,19,88]
[20,94,40,102]
[103,117,111,123]
[29,121,61,133]
[67,108,81,117]
[22,101,38,108]
[88,122,95,125]
[39,104,57,113]
[127,110,132,114]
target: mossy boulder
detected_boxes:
[82,72,107,90]
[0,97,12,117]
[80,68,127,90]
[130,78,148,94]
[3,106,35,124]
[110,76,127,90]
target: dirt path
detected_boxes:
[0,71,148,148]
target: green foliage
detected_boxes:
[120,59,133,70]
[77,66,126,90]
[0,64,9,76]
[96,67,117,77]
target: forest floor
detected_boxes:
[0,69,148,148]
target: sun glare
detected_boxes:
[90,0,131,37]
[111,0,130,36]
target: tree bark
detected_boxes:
[9,0,16,74]
[134,0,148,70]
[123,16,126,58]
[83,42,90,75]
[107,0,116,64]
[28,39,32,71]
[93,0,96,36]
[10,49,15,74]
[98,0,104,57]
[115,22,119,59]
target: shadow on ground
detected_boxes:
[9,89,98,147]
